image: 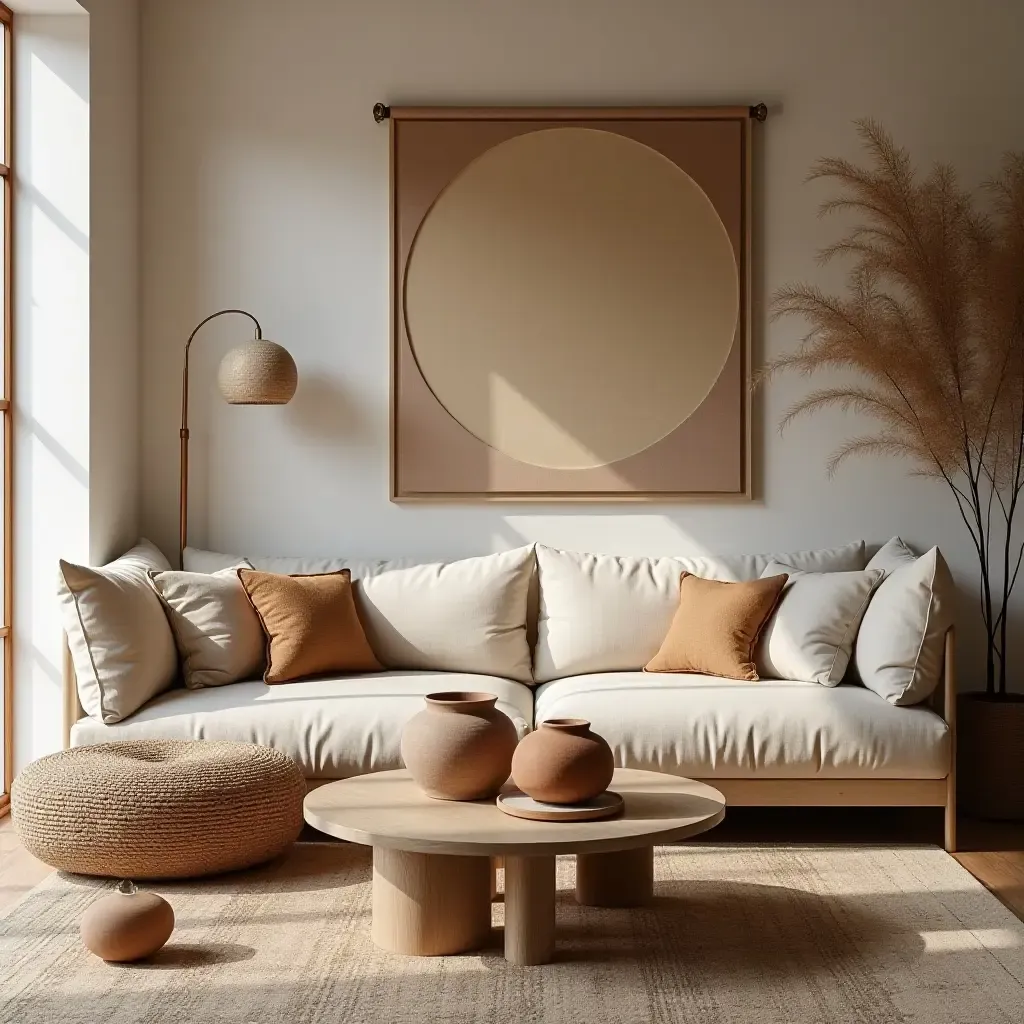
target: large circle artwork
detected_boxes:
[404,128,740,470]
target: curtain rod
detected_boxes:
[373,102,768,123]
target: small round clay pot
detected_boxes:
[401,691,518,801]
[511,718,615,805]
[81,882,174,962]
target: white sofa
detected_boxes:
[63,540,957,849]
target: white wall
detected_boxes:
[81,0,140,565]
[12,0,139,771]
[140,0,1024,688]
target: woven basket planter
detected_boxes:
[957,693,1024,820]
[11,740,306,879]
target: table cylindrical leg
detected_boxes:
[576,846,654,907]
[372,847,492,955]
[503,854,555,966]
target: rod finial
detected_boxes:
[373,103,391,123]
[750,103,768,122]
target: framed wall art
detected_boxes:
[382,104,764,502]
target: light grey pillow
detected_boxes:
[58,539,177,723]
[756,561,883,685]
[148,563,263,689]
[855,538,953,706]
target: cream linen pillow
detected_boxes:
[148,563,263,689]
[756,561,883,685]
[355,547,535,683]
[58,539,177,723]
[854,538,953,706]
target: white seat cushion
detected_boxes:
[70,672,533,780]
[534,672,950,779]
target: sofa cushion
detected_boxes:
[183,546,536,684]
[238,569,384,683]
[70,672,533,780]
[855,539,954,706]
[646,573,789,680]
[756,562,882,685]
[356,548,535,683]
[534,672,949,779]
[59,540,178,724]
[149,564,263,689]
[183,546,420,579]
[534,542,867,682]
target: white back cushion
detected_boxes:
[534,542,867,682]
[183,546,418,581]
[59,540,177,723]
[755,562,882,685]
[184,545,536,683]
[855,538,953,706]
[356,547,535,683]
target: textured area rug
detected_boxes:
[1,843,1022,1024]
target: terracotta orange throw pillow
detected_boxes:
[645,572,789,680]
[238,568,383,684]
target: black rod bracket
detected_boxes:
[373,103,391,123]
[750,103,768,122]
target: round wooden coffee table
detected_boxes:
[304,768,725,966]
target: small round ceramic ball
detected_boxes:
[81,881,174,963]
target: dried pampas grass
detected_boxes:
[764,121,1024,695]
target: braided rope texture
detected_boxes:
[11,740,306,879]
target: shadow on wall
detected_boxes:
[283,371,376,448]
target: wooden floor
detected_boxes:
[3,808,1023,921]
[0,814,51,915]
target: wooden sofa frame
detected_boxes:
[61,629,958,852]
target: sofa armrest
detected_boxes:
[935,627,956,851]
[62,632,85,749]
[934,627,956,727]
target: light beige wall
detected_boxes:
[140,0,1024,687]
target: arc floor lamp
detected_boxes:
[179,309,298,566]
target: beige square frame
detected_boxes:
[388,105,756,503]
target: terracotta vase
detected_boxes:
[511,718,615,805]
[81,881,175,963]
[401,691,518,801]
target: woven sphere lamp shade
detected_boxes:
[217,339,298,405]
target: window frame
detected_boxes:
[0,1,13,816]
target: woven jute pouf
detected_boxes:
[11,740,306,879]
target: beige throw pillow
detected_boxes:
[854,538,953,705]
[238,569,383,684]
[58,539,177,723]
[756,562,883,685]
[645,573,789,680]
[149,564,264,689]
[355,547,535,683]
